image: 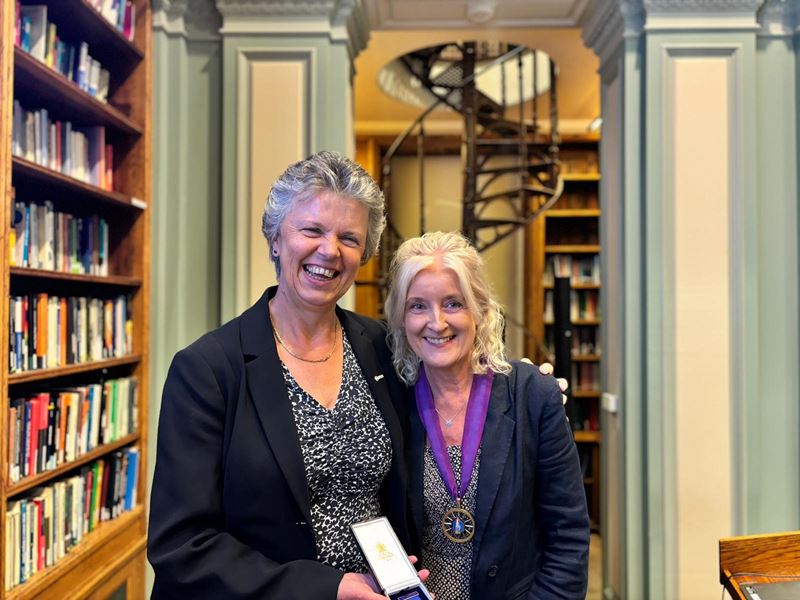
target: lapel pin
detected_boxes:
[374,374,385,381]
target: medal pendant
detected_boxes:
[441,499,475,543]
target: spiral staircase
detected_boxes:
[379,40,564,280]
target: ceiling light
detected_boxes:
[466,0,496,24]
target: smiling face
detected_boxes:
[273,191,369,312]
[404,261,478,380]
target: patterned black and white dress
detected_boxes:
[282,331,392,573]
[422,445,481,600]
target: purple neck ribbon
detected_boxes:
[415,366,494,501]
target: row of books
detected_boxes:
[9,294,132,373]
[88,0,136,43]
[571,362,600,393]
[12,101,114,191]
[11,200,110,276]
[7,377,138,484]
[568,399,600,433]
[544,289,600,322]
[543,254,601,286]
[4,447,140,592]
[14,3,111,102]
[543,325,601,357]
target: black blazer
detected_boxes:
[148,288,411,599]
[407,361,590,600]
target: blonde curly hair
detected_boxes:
[384,231,512,385]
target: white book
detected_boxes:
[7,502,20,589]
[48,296,58,367]
[53,482,64,562]
[66,393,78,462]
[77,42,89,92]
[32,110,40,164]
[90,384,102,448]
[24,111,35,161]
[101,0,116,22]
[97,68,110,103]
[19,5,47,62]
[79,297,88,363]
[88,58,100,97]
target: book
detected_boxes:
[19,5,46,62]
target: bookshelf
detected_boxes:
[0,1,150,598]
[526,135,602,528]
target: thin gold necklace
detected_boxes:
[269,312,339,363]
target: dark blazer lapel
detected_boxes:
[407,396,426,538]
[341,310,404,478]
[473,374,514,555]
[240,288,312,524]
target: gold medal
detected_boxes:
[441,498,475,543]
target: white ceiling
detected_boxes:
[362,0,592,29]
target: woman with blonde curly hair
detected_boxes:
[385,231,590,600]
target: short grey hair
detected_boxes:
[262,150,386,275]
[384,231,512,385]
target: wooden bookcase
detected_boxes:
[526,135,602,528]
[0,1,150,598]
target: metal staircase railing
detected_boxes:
[380,40,563,259]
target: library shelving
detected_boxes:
[0,0,150,598]
[526,134,602,529]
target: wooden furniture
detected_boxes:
[526,135,602,528]
[720,531,800,599]
[354,137,382,320]
[0,1,150,598]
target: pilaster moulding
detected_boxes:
[581,0,644,66]
[215,0,370,61]
[153,0,223,41]
[644,0,764,31]
[757,0,800,36]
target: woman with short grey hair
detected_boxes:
[149,151,422,600]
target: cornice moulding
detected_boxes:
[153,0,222,40]
[644,0,761,10]
[215,0,336,16]
[757,0,797,35]
[644,0,763,30]
[581,0,639,65]
[216,0,371,60]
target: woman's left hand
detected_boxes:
[409,555,430,583]
[527,360,569,405]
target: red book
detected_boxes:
[39,392,49,472]
[33,497,44,570]
[28,396,39,476]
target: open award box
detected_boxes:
[351,517,434,600]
